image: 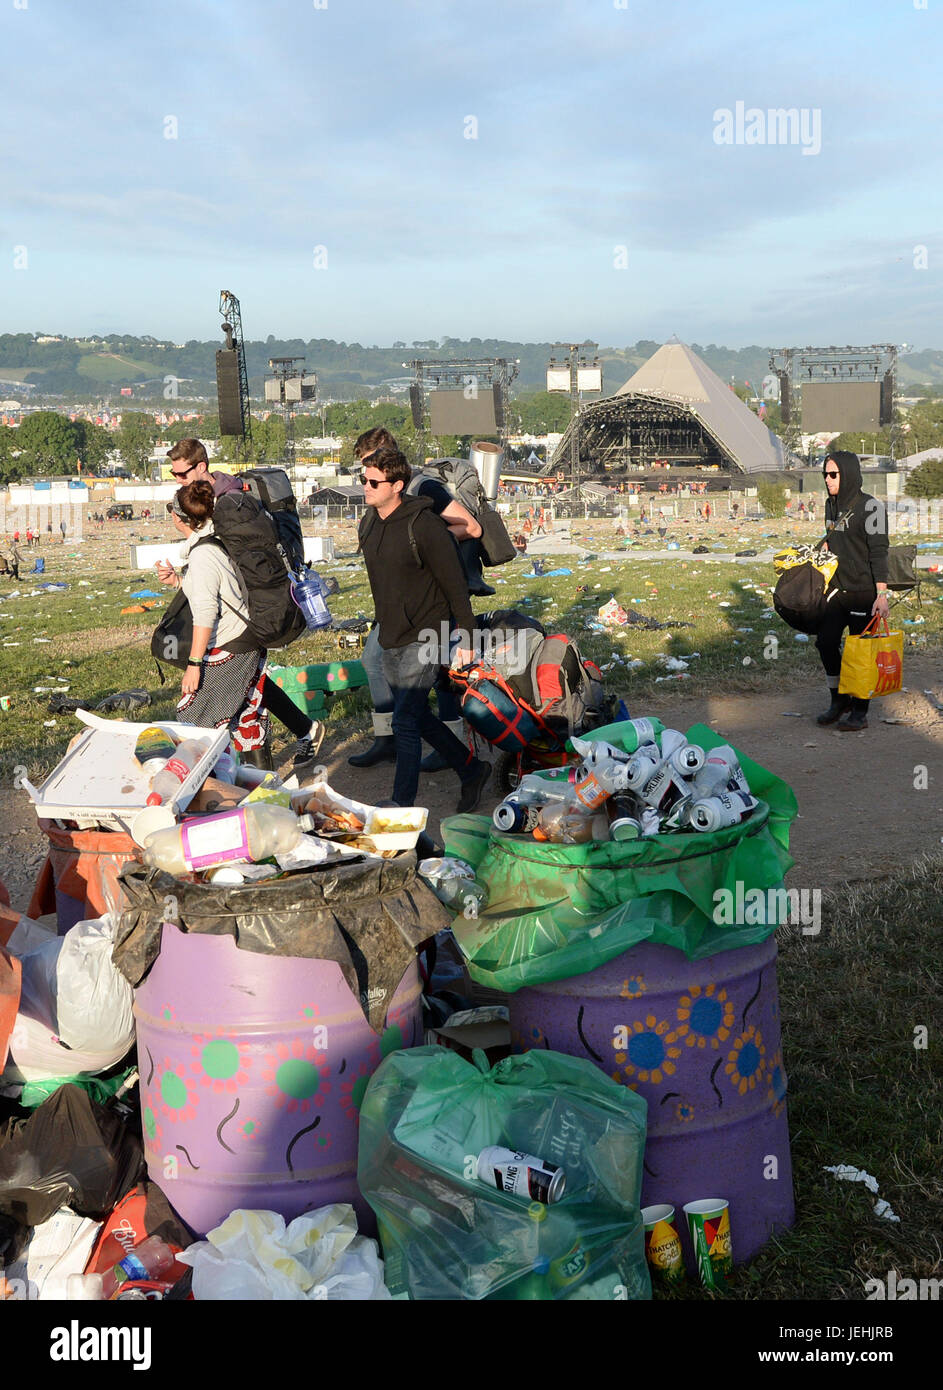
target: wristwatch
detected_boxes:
[186,657,204,668]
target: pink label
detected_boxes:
[181,809,250,870]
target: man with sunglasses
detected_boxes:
[358,444,491,813]
[815,449,889,731]
[348,427,480,770]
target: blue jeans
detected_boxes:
[365,625,461,722]
[381,641,474,807]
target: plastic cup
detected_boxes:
[683,1199,732,1288]
[641,1204,685,1287]
[0,696,10,711]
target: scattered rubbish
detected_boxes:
[780,712,803,717]
[794,634,810,643]
[130,590,162,599]
[178,1206,391,1301]
[822,1165,900,1223]
[95,689,151,712]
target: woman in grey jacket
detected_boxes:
[159,480,269,756]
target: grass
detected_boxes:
[76,352,161,381]
[1,523,941,780]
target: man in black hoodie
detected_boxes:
[815,450,889,731]
[359,445,492,811]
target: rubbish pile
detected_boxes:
[0,698,798,1302]
[491,718,758,843]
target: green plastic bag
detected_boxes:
[441,724,798,994]
[357,1046,651,1301]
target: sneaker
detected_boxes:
[455,759,492,814]
[292,720,326,779]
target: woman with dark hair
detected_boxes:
[815,450,889,732]
[159,480,269,756]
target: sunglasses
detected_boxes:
[360,474,388,488]
[824,471,839,479]
[171,468,192,480]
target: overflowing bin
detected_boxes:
[118,854,450,1236]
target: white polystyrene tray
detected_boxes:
[27,711,229,834]
[290,780,427,854]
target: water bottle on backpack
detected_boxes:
[291,568,332,630]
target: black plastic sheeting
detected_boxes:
[0,1085,146,1264]
[115,852,452,1033]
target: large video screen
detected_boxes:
[800,382,882,432]
[428,389,498,435]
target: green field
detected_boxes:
[0,539,940,779]
[76,351,162,382]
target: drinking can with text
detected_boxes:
[476,1146,566,1204]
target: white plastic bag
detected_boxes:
[178,1205,391,1301]
[5,914,135,1077]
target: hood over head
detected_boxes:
[824,449,863,511]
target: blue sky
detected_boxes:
[1,0,940,348]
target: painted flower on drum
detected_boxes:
[238,1116,262,1142]
[675,1100,696,1123]
[190,1031,251,1092]
[612,1014,682,1086]
[262,1039,330,1115]
[725,1026,767,1096]
[156,1060,199,1124]
[619,975,647,1000]
[675,983,734,1050]
[339,1062,372,1122]
[766,1050,788,1116]
[142,1102,163,1150]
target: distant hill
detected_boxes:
[2,333,940,401]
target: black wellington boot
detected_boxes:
[816,690,852,726]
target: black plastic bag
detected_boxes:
[0,1084,146,1263]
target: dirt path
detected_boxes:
[4,658,939,915]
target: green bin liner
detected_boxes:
[357,1046,651,1301]
[441,723,798,993]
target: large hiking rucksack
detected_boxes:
[409,459,517,568]
[240,467,305,575]
[451,629,611,750]
[204,491,306,651]
[407,459,483,518]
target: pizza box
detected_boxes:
[24,710,230,835]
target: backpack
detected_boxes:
[408,459,483,518]
[526,633,609,733]
[150,499,306,668]
[772,509,850,635]
[240,467,306,575]
[409,459,517,568]
[451,630,610,750]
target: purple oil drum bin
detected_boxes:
[134,921,423,1237]
[507,936,794,1266]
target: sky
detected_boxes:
[1,0,941,349]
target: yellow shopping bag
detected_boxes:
[839,616,903,699]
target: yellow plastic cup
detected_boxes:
[641,1203,685,1287]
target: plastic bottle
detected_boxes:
[142,803,316,874]
[133,726,176,777]
[512,769,575,807]
[292,570,332,630]
[533,803,595,844]
[146,737,211,806]
[100,1235,175,1300]
[608,717,664,754]
[569,757,630,810]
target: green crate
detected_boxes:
[268,660,368,718]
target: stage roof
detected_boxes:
[611,340,786,474]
